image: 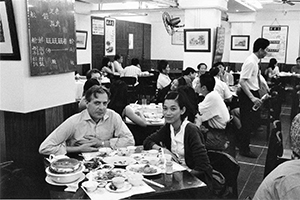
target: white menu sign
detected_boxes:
[105,18,116,56]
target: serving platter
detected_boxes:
[86,168,128,181]
[126,164,162,176]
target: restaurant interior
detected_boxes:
[1,0,300,199]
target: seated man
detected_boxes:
[39,85,135,156]
[121,58,142,81]
[195,73,230,150]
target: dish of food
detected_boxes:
[126,164,162,176]
[105,182,132,193]
[103,156,136,167]
[86,168,128,181]
[49,158,81,174]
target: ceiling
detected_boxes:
[77,0,300,13]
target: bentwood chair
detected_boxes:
[208,150,240,199]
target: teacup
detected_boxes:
[82,181,98,192]
[127,146,136,155]
[112,177,125,189]
[128,173,143,186]
[148,149,159,157]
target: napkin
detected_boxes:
[64,182,79,192]
[82,182,155,200]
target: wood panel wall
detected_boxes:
[2,102,78,175]
[91,17,151,70]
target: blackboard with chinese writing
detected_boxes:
[27,0,76,76]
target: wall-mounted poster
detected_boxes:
[26,0,76,76]
[213,26,225,63]
[92,19,104,35]
[261,25,288,63]
[105,18,116,56]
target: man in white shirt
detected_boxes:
[39,85,135,156]
[112,54,124,74]
[121,58,142,81]
[238,38,270,158]
[196,73,230,150]
[157,60,171,90]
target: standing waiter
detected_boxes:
[238,38,270,158]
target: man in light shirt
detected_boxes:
[195,73,230,150]
[238,38,270,158]
[39,85,135,156]
[121,58,142,81]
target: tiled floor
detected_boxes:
[236,104,292,199]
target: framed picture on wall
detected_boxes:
[0,0,21,60]
[184,29,211,52]
[172,31,184,45]
[231,35,250,51]
[76,30,87,49]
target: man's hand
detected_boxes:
[78,142,98,152]
[251,97,262,109]
[83,135,102,147]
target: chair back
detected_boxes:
[120,76,136,86]
[207,150,240,199]
[138,76,157,97]
[264,120,283,178]
[108,80,128,117]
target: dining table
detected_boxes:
[125,103,165,145]
[44,146,209,199]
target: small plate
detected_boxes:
[105,182,132,193]
[45,173,85,186]
[126,164,162,176]
[103,156,136,167]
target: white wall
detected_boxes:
[228,11,300,65]
[0,0,76,113]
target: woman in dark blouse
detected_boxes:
[143,90,212,189]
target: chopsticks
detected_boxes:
[143,178,165,188]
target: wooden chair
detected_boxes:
[120,76,137,103]
[138,75,157,101]
[207,150,240,199]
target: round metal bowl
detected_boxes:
[45,164,85,184]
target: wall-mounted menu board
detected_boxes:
[27,0,76,76]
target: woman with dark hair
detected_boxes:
[156,60,171,90]
[265,58,279,84]
[100,56,114,76]
[144,90,213,189]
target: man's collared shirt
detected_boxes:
[157,73,171,90]
[39,109,134,155]
[240,53,260,91]
[198,91,230,129]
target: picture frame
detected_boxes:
[231,35,250,51]
[0,0,21,60]
[76,30,88,49]
[171,31,184,45]
[184,29,211,52]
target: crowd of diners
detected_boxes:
[39,38,300,199]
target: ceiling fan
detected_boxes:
[162,12,184,36]
[274,0,300,6]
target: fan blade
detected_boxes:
[286,1,295,5]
